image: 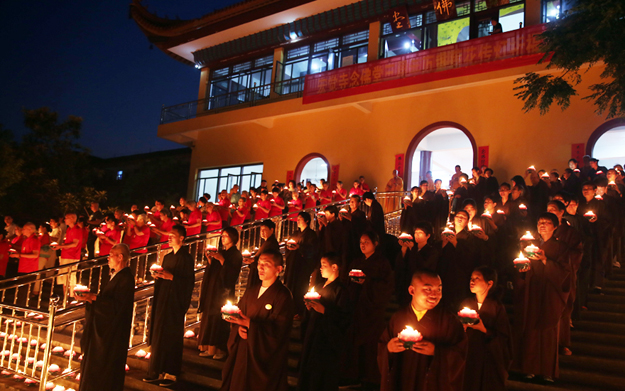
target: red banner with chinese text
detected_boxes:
[478,146,489,167]
[571,143,585,166]
[303,24,548,104]
[395,154,405,179]
[286,170,294,184]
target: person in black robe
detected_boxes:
[78,243,134,391]
[198,227,243,359]
[297,252,351,391]
[319,205,349,279]
[144,225,195,387]
[341,195,367,261]
[221,249,294,391]
[247,219,280,288]
[395,222,439,305]
[285,211,319,317]
[461,266,512,391]
[343,231,393,390]
[514,213,571,382]
[363,192,386,242]
[378,269,467,391]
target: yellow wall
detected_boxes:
[162,64,610,198]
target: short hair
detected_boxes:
[156,199,165,205]
[547,200,566,212]
[324,205,339,216]
[414,221,433,237]
[581,181,597,190]
[260,219,276,230]
[362,191,375,201]
[590,158,599,163]
[593,176,608,187]
[199,197,208,204]
[271,187,281,193]
[455,210,470,220]
[538,212,559,227]
[261,189,269,195]
[474,265,497,287]
[553,191,572,203]
[337,180,343,185]
[161,209,172,218]
[298,211,311,226]
[411,269,440,284]
[361,230,379,244]
[485,168,493,175]
[499,182,511,190]
[350,194,361,203]
[222,227,240,245]
[112,243,130,267]
[491,16,498,21]
[172,224,186,238]
[420,180,428,186]
[462,198,477,209]
[321,252,340,267]
[260,249,284,268]
[434,179,442,184]
[568,158,578,164]
[23,222,36,231]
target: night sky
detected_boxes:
[0,0,240,158]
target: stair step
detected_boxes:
[601,287,625,296]
[571,330,625,347]
[559,367,625,391]
[585,301,625,312]
[506,377,599,391]
[560,354,625,375]
[569,341,625,360]
[573,320,625,335]
[588,293,625,304]
[579,310,625,324]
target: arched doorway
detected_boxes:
[405,122,476,189]
[294,153,330,186]
[587,119,625,169]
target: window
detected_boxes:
[196,164,264,202]
[542,0,567,23]
[208,55,273,110]
[282,30,369,85]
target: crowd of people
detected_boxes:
[2,155,624,391]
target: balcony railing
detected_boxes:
[0,191,407,390]
[160,76,306,124]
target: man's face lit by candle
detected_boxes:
[537,218,556,239]
[454,213,469,231]
[258,254,281,281]
[413,229,430,246]
[409,274,442,311]
[260,225,274,240]
[108,249,123,271]
[168,230,184,247]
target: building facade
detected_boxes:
[131,0,623,200]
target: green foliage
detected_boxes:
[0,125,24,199]
[514,0,625,118]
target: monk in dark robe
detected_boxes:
[319,205,349,278]
[198,227,243,359]
[247,219,279,288]
[399,187,420,235]
[378,269,467,391]
[285,211,319,317]
[514,213,571,382]
[548,200,583,355]
[144,225,195,387]
[437,211,481,311]
[78,243,134,391]
[343,231,393,389]
[342,195,367,260]
[221,249,294,391]
[461,266,512,391]
[298,252,351,391]
[363,192,386,242]
[396,222,440,305]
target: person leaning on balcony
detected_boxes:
[490,17,502,34]
[220,249,294,391]
[144,225,195,387]
[77,243,134,391]
[51,213,83,298]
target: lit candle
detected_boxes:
[24,378,36,385]
[26,357,35,365]
[528,165,536,171]
[48,364,60,373]
[481,211,492,218]
[184,330,195,338]
[609,180,616,185]
[30,339,37,347]
[457,307,479,325]
[520,231,535,241]
[403,196,410,202]
[442,227,456,238]
[304,287,321,304]
[10,353,20,361]
[524,244,540,258]
[206,244,218,252]
[73,285,89,298]
[144,206,150,210]
[0,370,10,376]
[496,209,505,215]
[397,325,422,349]
[514,252,531,271]
[518,203,527,211]
[242,249,251,258]
[45,382,54,390]
[349,269,366,283]
[332,190,336,194]
[52,346,64,354]
[459,177,467,184]
[469,224,483,233]
[221,301,242,321]
[574,168,580,173]
[253,203,258,209]
[170,205,176,209]
[135,349,147,358]
[584,211,596,220]
[286,239,297,249]
[398,233,413,242]
[63,350,75,357]
[541,172,549,178]
[13,375,23,380]
[594,195,603,200]
[339,208,349,215]
[596,170,604,175]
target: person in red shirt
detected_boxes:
[185,201,203,237]
[203,203,223,233]
[304,185,319,209]
[51,213,83,298]
[217,191,232,224]
[359,176,371,192]
[0,233,10,278]
[97,216,122,256]
[255,190,272,221]
[349,180,364,196]
[230,198,250,226]
[319,181,333,205]
[9,222,40,275]
[123,213,151,254]
[289,191,304,221]
[334,181,348,202]
[151,210,174,249]
[270,188,286,217]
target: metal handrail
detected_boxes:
[0,192,407,390]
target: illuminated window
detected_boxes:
[116,170,123,180]
[196,164,264,202]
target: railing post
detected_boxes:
[38,298,57,391]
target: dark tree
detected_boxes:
[514,0,625,118]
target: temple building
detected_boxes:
[131,0,624,200]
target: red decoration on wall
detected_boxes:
[395,154,405,179]
[572,143,585,167]
[330,165,340,189]
[286,170,294,184]
[478,146,489,167]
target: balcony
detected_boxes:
[160,23,547,124]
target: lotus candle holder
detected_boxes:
[458,307,479,325]
[349,269,365,283]
[397,326,422,350]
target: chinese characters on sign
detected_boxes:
[286,170,294,184]
[395,154,405,178]
[571,143,585,166]
[390,7,411,33]
[433,0,457,21]
[478,146,489,167]
[303,24,547,103]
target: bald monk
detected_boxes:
[378,270,467,391]
[221,249,294,391]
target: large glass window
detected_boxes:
[542,0,569,23]
[196,164,264,202]
[282,30,369,85]
[208,56,273,110]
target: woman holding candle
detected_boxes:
[203,202,223,233]
[254,190,272,221]
[298,252,350,391]
[461,266,512,391]
[198,227,243,360]
[269,187,286,217]
[229,198,249,227]
[97,216,122,256]
[285,212,320,319]
[288,191,304,222]
[342,231,393,389]
[333,181,348,201]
